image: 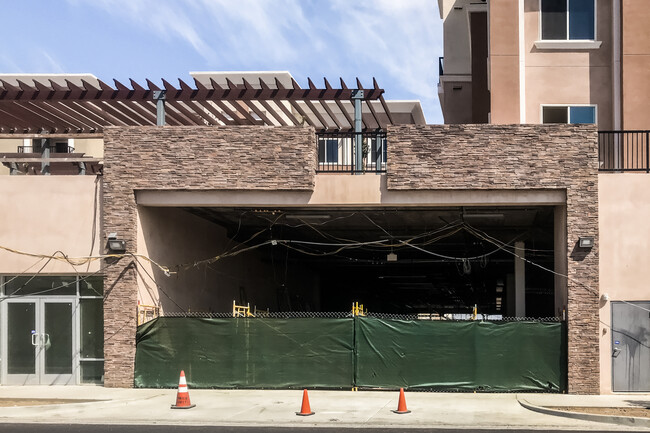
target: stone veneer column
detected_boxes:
[102,134,138,387]
[565,183,600,394]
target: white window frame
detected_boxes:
[317,137,340,165]
[540,104,598,124]
[535,0,601,50]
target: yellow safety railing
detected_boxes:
[352,301,366,316]
[233,300,255,317]
[137,304,160,325]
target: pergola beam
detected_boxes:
[0,75,394,132]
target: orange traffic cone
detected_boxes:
[392,388,411,414]
[171,370,196,409]
[296,389,315,416]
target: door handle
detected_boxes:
[31,332,39,346]
[42,333,51,350]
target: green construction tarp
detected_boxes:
[134,317,566,392]
[355,318,567,392]
[134,317,354,388]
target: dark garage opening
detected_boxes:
[180,206,557,319]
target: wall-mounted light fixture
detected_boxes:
[107,232,126,253]
[578,236,595,248]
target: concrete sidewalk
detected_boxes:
[0,386,647,430]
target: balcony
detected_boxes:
[317,131,387,174]
[599,131,650,172]
[1,143,102,175]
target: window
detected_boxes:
[542,105,596,124]
[541,0,595,40]
[369,136,387,168]
[318,138,339,164]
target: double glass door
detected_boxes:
[3,298,75,385]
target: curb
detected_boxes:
[517,398,650,429]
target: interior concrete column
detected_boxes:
[554,205,568,318]
[514,241,526,317]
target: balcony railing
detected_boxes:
[316,131,387,174]
[18,144,75,154]
[599,131,650,172]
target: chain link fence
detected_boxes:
[158,310,562,322]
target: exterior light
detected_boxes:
[578,236,595,248]
[107,233,126,253]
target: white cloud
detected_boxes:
[65,0,443,122]
[42,52,66,74]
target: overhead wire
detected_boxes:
[1,211,644,317]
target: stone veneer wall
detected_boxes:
[386,124,599,394]
[102,126,316,387]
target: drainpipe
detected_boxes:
[153,90,166,126]
[351,89,364,174]
[613,0,622,169]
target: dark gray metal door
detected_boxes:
[612,301,650,392]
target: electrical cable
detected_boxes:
[133,255,186,311]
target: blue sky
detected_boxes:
[0,0,443,123]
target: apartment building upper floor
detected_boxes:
[438,0,650,132]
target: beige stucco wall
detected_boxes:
[622,0,650,129]
[489,0,520,124]
[0,176,101,274]
[598,173,650,393]
[439,0,473,76]
[438,0,480,123]
[73,139,104,158]
[310,174,382,204]
[137,175,567,208]
[522,0,613,128]
[440,80,473,124]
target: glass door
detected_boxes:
[41,299,75,384]
[3,298,76,385]
[5,301,38,385]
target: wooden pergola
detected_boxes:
[0,75,397,134]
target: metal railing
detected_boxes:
[599,130,650,172]
[17,144,75,154]
[316,131,387,174]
